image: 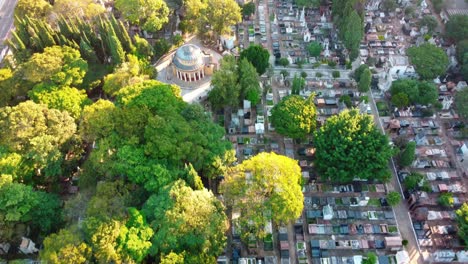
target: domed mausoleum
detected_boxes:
[172,44,212,82]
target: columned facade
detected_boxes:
[172,44,206,83]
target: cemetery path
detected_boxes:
[369,91,425,264]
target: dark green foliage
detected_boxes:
[399,142,416,167]
[455,87,468,119]
[438,193,454,207]
[0,183,62,242]
[308,41,322,57]
[271,95,317,139]
[242,2,255,17]
[446,15,468,42]
[386,191,401,207]
[363,252,377,264]
[143,180,227,262]
[390,79,438,105]
[314,109,394,183]
[153,39,171,59]
[407,43,449,80]
[358,68,371,92]
[343,11,363,61]
[278,58,290,67]
[419,16,438,33]
[354,64,369,82]
[240,44,270,75]
[391,92,410,108]
[291,74,305,95]
[403,172,424,191]
[238,58,261,105]
[332,70,340,78]
[8,15,134,66]
[208,55,240,110]
[339,94,352,108]
[381,0,397,11]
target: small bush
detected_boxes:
[316,72,323,77]
[332,71,340,78]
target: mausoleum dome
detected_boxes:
[172,44,204,71]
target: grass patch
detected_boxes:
[388,226,398,233]
[368,198,381,207]
[369,185,377,192]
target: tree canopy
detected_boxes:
[0,101,77,184]
[358,68,371,92]
[208,55,240,110]
[445,15,468,42]
[399,142,416,167]
[390,79,438,105]
[455,87,468,119]
[271,95,317,139]
[240,44,270,75]
[307,41,322,57]
[143,180,227,262]
[386,191,401,207]
[184,0,241,36]
[220,153,304,241]
[238,58,261,106]
[314,109,394,183]
[115,0,169,32]
[407,43,449,80]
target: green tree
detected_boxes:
[399,142,416,167]
[0,101,76,183]
[354,64,369,82]
[438,193,454,207]
[291,74,305,95]
[358,68,371,92]
[117,208,154,263]
[143,180,227,262]
[103,55,150,96]
[51,0,105,20]
[456,40,468,62]
[22,45,88,87]
[134,35,154,59]
[455,203,468,246]
[314,109,393,182]
[242,2,255,17]
[271,95,317,139]
[15,0,51,20]
[115,0,170,32]
[332,70,340,79]
[390,79,438,105]
[208,55,240,110]
[238,58,261,105]
[391,92,410,108]
[240,44,270,75]
[0,183,62,241]
[220,153,304,240]
[386,191,401,207]
[419,16,438,33]
[79,100,117,142]
[307,41,322,57]
[455,87,468,119]
[446,15,468,42]
[153,39,171,59]
[407,43,449,80]
[40,226,91,264]
[29,85,91,118]
[403,172,424,191]
[339,94,352,108]
[343,11,363,61]
[301,71,307,78]
[381,0,397,11]
[278,58,290,67]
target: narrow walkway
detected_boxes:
[368,90,425,264]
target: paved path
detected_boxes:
[368,90,425,264]
[0,0,17,62]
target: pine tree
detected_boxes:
[80,38,98,64]
[108,35,125,65]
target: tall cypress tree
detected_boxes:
[108,35,125,65]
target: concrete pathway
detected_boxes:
[368,90,425,264]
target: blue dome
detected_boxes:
[173,44,204,71]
